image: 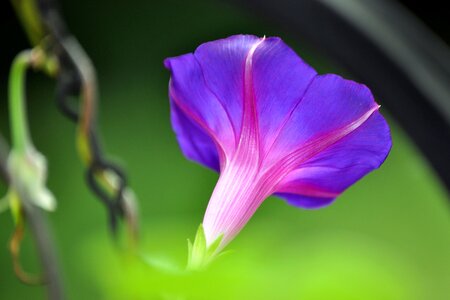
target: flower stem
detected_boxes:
[9,50,33,154]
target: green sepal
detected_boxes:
[186,224,224,271]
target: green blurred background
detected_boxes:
[0,0,449,299]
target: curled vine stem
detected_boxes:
[1,46,63,296]
[5,47,61,291]
[1,0,139,296]
[9,213,45,285]
[32,0,140,243]
[12,0,139,242]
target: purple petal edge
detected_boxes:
[275,193,336,209]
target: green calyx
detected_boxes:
[186,224,224,271]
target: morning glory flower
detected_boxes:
[164,35,391,257]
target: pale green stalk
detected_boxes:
[9,50,33,154]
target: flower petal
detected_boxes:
[195,35,318,152]
[193,34,261,139]
[170,99,220,171]
[251,37,317,154]
[275,193,336,209]
[165,54,236,169]
[266,74,383,163]
[275,110,392,208]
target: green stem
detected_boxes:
[9,50,33,154]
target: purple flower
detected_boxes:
[165,35,391,251]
